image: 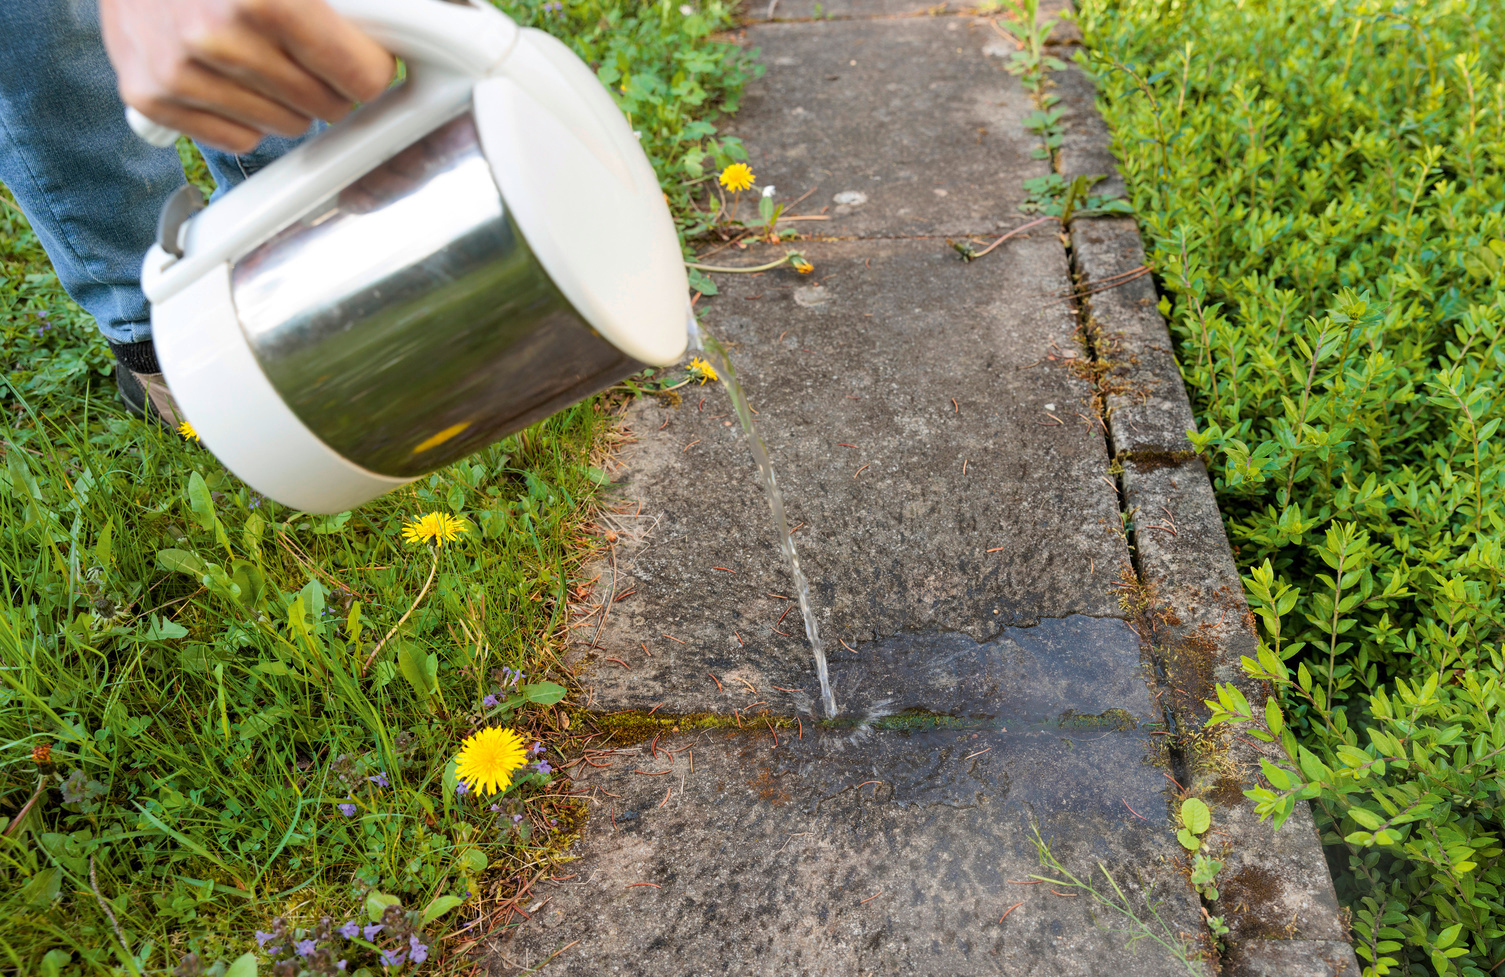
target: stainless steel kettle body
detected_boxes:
[230,112,637,478]
[138,0,689,513]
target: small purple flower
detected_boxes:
[489,803,502,812]
[482,694,499,708]
[338,920,360,940]
[380,948,407,968]
[512,813,524,823]
[296,939,317,958]
[362,923,384,940]
[543,1,562,12]
[409,935,430,964]
[456,780,470,796]
[338,803,357,817]
[535,761,552,775]
[255,930,278,948]
[529,741,544,756]
[336,962,348,972]
[367,772,390,788]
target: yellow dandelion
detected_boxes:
[688,356,719,384]
[401,511,467,547]
[718,162,755,192]
[792,257,814,274]
[454,726,529,797]
[178,421,199,442]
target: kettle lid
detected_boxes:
[475,29,689,368]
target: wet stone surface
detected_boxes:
[498,727,1203,976]
[726,18,1050,237]
[572,238,1130,715]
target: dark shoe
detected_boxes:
[112,340,186,431]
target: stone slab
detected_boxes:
[1055,67,1126,202]
[726,19,1050,237]
[745,0,1081,44]
[575,237,1131,714]
[499,727,1207,976]
[1197,749,1347,946]
[1070,218,1195,456]
[1223,941,1360,977]
[585,614,1159,724]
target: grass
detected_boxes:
[1078,0,1505,973]
[0,2,756,974]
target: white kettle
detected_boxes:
[135,0,689,514]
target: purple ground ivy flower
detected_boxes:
[338,803,357,817]
[295,939,317,957]
[379,948,407,968]
[456,780,470,796]
[255,931,277,948]
[529,741,543,756]
[336,962,348,972]
[367,772,390,788]
[482,693,498,708]
[534,761,552,775]
[489,803,502,812]
[362,923,383,940]
[512,813,524,823]
[338,920,359,940]
[409,936,429,964]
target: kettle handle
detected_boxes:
[125,0,517,147]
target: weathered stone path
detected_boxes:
[489,3,1358,975]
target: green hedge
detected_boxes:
[1078,1,1505,973]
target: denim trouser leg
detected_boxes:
[0,0,305,347]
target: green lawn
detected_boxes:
[1079,0,1505,973]
[0,2,755,974]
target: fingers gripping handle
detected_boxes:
[123,0,517,146]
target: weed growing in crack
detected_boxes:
[1031,826,1207,973]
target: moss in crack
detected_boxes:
[1058,707,1139,731]
[586,708,796,747]
[1117,448,1200,472]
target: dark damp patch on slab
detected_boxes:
[819,615,1159,722]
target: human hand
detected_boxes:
[100,0,396,153]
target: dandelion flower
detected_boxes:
[792,257,815,274]
[401,511,467,547]
[178,421,199,442]
[454,726,529,797]
[688,357,719,384]
[719,162,755,192]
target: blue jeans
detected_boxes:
[0,0,306,347]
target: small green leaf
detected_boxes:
[224,952,258,977]
[186,471,216,531]
[1181,797,1212,835]
[39,949,72,977]
[156,548,206,577]
[365,891,402,923]
[1177,828,1201,851]
[523,681,567,706]
[421,894,466,926]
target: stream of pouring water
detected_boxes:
[696,327,838,718]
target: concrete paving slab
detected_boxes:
[743,0,1083,44]
[500,727,1206,976]
[1070,218,1195,456]
[1224,940,1360,977]
[1054,66,1127,202]
[749,0,953,19]
[574,237,1131,713]
[726,19,1050,237]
